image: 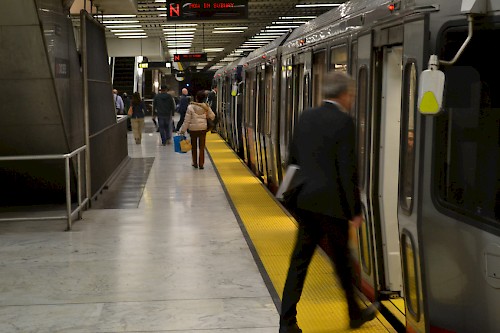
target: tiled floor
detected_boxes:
[0,118,279,333]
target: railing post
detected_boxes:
[65,155,72,231]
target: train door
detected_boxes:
[399,18,426,333]
[312,50,326,107]
[255,70,265,180]
[263,64,274,188]
[245,70,257,173]
[377,44,404,296]
[354,32,377,301]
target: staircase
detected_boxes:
[113,57,135,95]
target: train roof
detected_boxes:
[244,31,291,65]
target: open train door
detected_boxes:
[398,17,427,333]
[352,32,378,302]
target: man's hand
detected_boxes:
[350,215,363,228]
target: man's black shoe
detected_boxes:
[279,321,302,333]
[349,303,378,329]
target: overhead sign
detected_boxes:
[166,0,248,20]
[173,53,208,62]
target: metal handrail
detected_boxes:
[0,145,89,231]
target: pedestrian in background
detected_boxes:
[122,92,131,131]
[175,88,190,131]
[153,86,176,146]
[279,72,377,333]
[206,85,218,133]
[128,92,147,144]
[179,90,215,170]
[113,89,124,114]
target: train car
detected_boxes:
[216,0,500,331]
[241,33,290,189]
[212,59,246,160]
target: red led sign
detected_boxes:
[167,0,248,20]
[173,53,208,62]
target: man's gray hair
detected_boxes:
[322,71,355,99]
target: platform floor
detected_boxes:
[0,117,396,332]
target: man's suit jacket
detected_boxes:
[288,101,361,220]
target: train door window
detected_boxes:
[265,65,273,135]
[399,61,417,215]
[246,71,255,127]
[303,69,310,111]
[357,65,369,191]
[330,44,348,72]
[435,28,500,226]
[401,231,421,320]
[312,50,326,107]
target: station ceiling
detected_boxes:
[70,0,346,71]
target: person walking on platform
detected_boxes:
[279,72,377,333]
[153,86,176,146]
[128,92,147,144]
[179,90,215,169]
[122,92,132,131]
[175,88,190,131]
[206,85,218,133]
[113,89,124,114]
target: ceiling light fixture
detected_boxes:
[106,25,142,29]
[212,30,245,34]
[213,26,248,30]
[295,3,341,7]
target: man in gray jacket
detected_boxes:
[153,86,176,145]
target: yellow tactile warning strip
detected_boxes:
[206,133,396,332]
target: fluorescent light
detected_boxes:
[203,48,224,52]
[163,28,196,32]
[296,3,341,7]
[101,15,137,18]
[163,32,194,35]
[103,20,140,24]
[213,26,248,30]
[110,29,144,32]
[279,16,316,19]
[162,24,197,27]
[212,30,245,34]
[265,25,300,29]
[157,7,167,10]
[114,32,147,36]
[106,25,142,29]
[118,36,148,39]
[273,21,308,24]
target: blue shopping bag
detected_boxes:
[174,135,186,153]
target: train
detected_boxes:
[211,0,500,332]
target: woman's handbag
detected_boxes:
[206,115,215,131]
[180,136,192,152]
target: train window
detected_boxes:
[312,51,326,107]
[399,62,417,215]
[265,65,273,135]
[356,66,368,191]
[436,29,500,226]
[401,231,421,321]
[329,44,348,72]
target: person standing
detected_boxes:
[122,92,131,131]
[175,88,190,131]
[153,86,176,145]
[113,89,124,114]
[128,92,147,144]
[279,72,377,333]
[179,90,215,170]
[206,85,218,133]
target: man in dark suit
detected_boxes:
[279,72,377,333]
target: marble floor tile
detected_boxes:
[0,127,279,332]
